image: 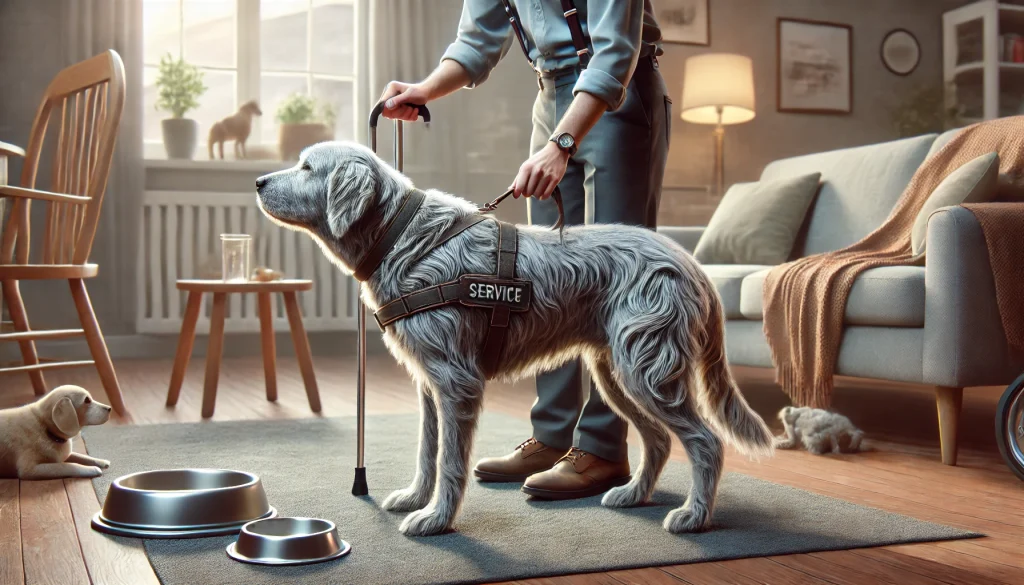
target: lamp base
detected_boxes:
[713,125,725,198]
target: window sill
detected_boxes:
[144,158,295,173]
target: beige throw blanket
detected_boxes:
[961,202,1024,355]
[763,116,1024,408]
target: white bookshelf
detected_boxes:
[944,0,1024,122]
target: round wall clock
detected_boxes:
[881,29,921,76]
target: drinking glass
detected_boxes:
[221,234,252,283]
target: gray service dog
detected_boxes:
[256,141,774,537]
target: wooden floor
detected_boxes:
[2,353,1022,585]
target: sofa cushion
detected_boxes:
[926,128,962,159]
[693,173,821,265]
[760,134,937,257]
[911,152,999,256]
[739,265,926,327]
[700,265,772,319]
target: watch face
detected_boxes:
[558,134,573,149]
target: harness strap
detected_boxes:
[375,281,463,329]
[353,189,427,282]
[436,214,489,249]
[479,221,518,376]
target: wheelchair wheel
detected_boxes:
[995,371,1024,481]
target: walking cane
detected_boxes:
[352,100,431,496]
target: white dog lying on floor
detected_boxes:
[774,406,864,455]
[0,385,112,479]
[255,141,774,537]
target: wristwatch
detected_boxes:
[550,132,577,156]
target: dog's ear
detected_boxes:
[326,155,377,238]
[51,397,81,437]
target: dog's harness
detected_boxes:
[352,188,563,377]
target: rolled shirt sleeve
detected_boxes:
[440,0,515,87]
[573,0,645,110]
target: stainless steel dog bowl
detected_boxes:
[90,469,277,538]
[226,517,351,566]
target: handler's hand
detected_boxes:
[512,142,569,200]
[379,81,431,122]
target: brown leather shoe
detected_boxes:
[473,438,564,482]
[521,447,631,500]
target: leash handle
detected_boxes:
[479,186,565,242]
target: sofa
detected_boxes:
[658,129,1024,466]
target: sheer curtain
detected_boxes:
[61,0,144,334]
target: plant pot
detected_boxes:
[278,123,333,161]
[162,118,199,160]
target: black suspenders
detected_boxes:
[499,0,591,71]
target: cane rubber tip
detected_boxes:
[352,467,368,496]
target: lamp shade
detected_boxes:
[680,53,756,125]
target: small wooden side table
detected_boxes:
[166,279,322,418]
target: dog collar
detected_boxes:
[46,429,69,444]
[353,189,427,282]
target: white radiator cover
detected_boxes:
[136,191,358,334]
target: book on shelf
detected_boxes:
[1000,34,1024,62]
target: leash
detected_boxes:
[478,186,565,242]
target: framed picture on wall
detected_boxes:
[658,0,710,46]
[777,18,853,114]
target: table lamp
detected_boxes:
[680,53,756,197]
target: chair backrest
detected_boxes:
[1,50,125,266]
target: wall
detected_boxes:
[656,0,964,226]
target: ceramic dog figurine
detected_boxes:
[0,385,112,479]
[209,100,262,160]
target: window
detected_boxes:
[143,0,363,161]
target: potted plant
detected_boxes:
[155,53,207,160]
[276,93,336,161]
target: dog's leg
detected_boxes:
[382,385,438,512]
[20,462,103,480]
[64,452,110,469]
[399,372,483,537]
[586,353,670,509]
[240,140,247,159]
[658,393,724,533]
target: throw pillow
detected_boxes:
[911,151,999,256]
[694,173,822,265]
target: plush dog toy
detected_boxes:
[774,406,864,455]
[209,100,262,160]
[0,385,112,479]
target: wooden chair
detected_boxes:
[0,50,127,415]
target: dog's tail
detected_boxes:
[695,301,774,459]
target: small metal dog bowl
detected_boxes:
[226,517,351,566]
[91,469,277,538]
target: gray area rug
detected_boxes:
[85,413,979,585]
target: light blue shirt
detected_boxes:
[440,0,663,110]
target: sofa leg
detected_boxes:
[935,386,963,466]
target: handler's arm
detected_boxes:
[382,0,513,121]
[512,0,645,199]
[557,0,646,141]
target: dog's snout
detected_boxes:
[256,176,267,190]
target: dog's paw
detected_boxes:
[93,458,111,470]
[382,487,430,513]
[663,504,711,534]
[399,506,451,537]
[601,483,647,508]
[81,466,104,479]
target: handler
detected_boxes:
[380,0,671,500]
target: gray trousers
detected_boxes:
[527,57,672,462]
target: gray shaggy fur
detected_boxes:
[256,141,774,537]
[774,407,865,455]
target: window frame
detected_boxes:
[143,0,367,161]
